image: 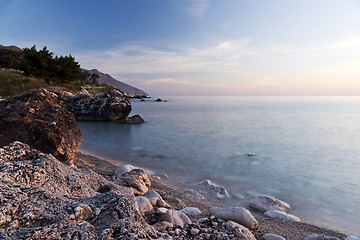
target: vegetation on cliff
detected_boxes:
[0,45,110,96]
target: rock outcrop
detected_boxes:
[0,89,82,163]
[66,90,132,121]
[0,141,155,239]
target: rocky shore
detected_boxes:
[0,89,358,239]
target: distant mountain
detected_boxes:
[87,69,148,97]
[0,44,23,52]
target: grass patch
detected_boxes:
[0,70,48,97]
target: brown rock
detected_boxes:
[0,89,82,163]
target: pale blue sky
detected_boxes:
[1,0,360,95]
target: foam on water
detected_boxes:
[79,96,360,235]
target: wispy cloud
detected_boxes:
[174,0,209,19]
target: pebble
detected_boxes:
[190,228,200,235]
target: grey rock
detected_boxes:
[0,142,156,239]
[184,189,205,200]
[143,190,171,208]
[304,235,339,240]
[136,196,153,213]
[179,207,202,216]
[264,210,300,222]
[67,90,131,121]
[115,164,138,175]
[118,114,145,124]
[152,221,173,232]
[113,168,151,195]
[263,233,287,240]
[164,210,192,228]
[198,180,229,199]
[250,195,291,212]
[226,220,256,240]
[210,207,259,230]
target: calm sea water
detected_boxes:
[79,96,360,234]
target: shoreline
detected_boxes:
[75,151,350,240]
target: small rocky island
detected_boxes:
[0,89,356,239]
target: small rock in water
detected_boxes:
[264,210,300,222]
[345,237,360,240]
[304,235,339,240]
[198,180,229,199]
[263,233,287,240]
[184,189,205,200]
[250,195,291,212]
[248,153,255,156]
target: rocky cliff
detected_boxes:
[0,89,82,163]
[86,69,148,97]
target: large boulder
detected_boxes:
[0,89,82,163]
[66,90,131,121]
[0,142,156,239]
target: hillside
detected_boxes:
[0,44,23,52]
[87,69,148,97]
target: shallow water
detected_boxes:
[79,96,360,234]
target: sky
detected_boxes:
[1,0,360,96]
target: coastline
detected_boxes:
[75,151,349,240]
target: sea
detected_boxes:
[78,96,360,235]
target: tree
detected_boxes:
[20,45,83,84]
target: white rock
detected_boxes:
[225,220,256,240]
[164,209,192,227]
[115,164,138,175]
[263,233,287,240]
[304,234,339,240]
[179,207,202,216]
[264,210,300,222]
[184,189,205,200]
[136,196,153,213]
[249,195,291,212]
[210,207,259,230]
[157,207,168,214]
[345,237,360,240]
[190,228,200,235]
[198,180,229,199]
[143,190,171,208]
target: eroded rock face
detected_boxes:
[0,89,82,163]
[66,90,131,121]
[0,142,155,239]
